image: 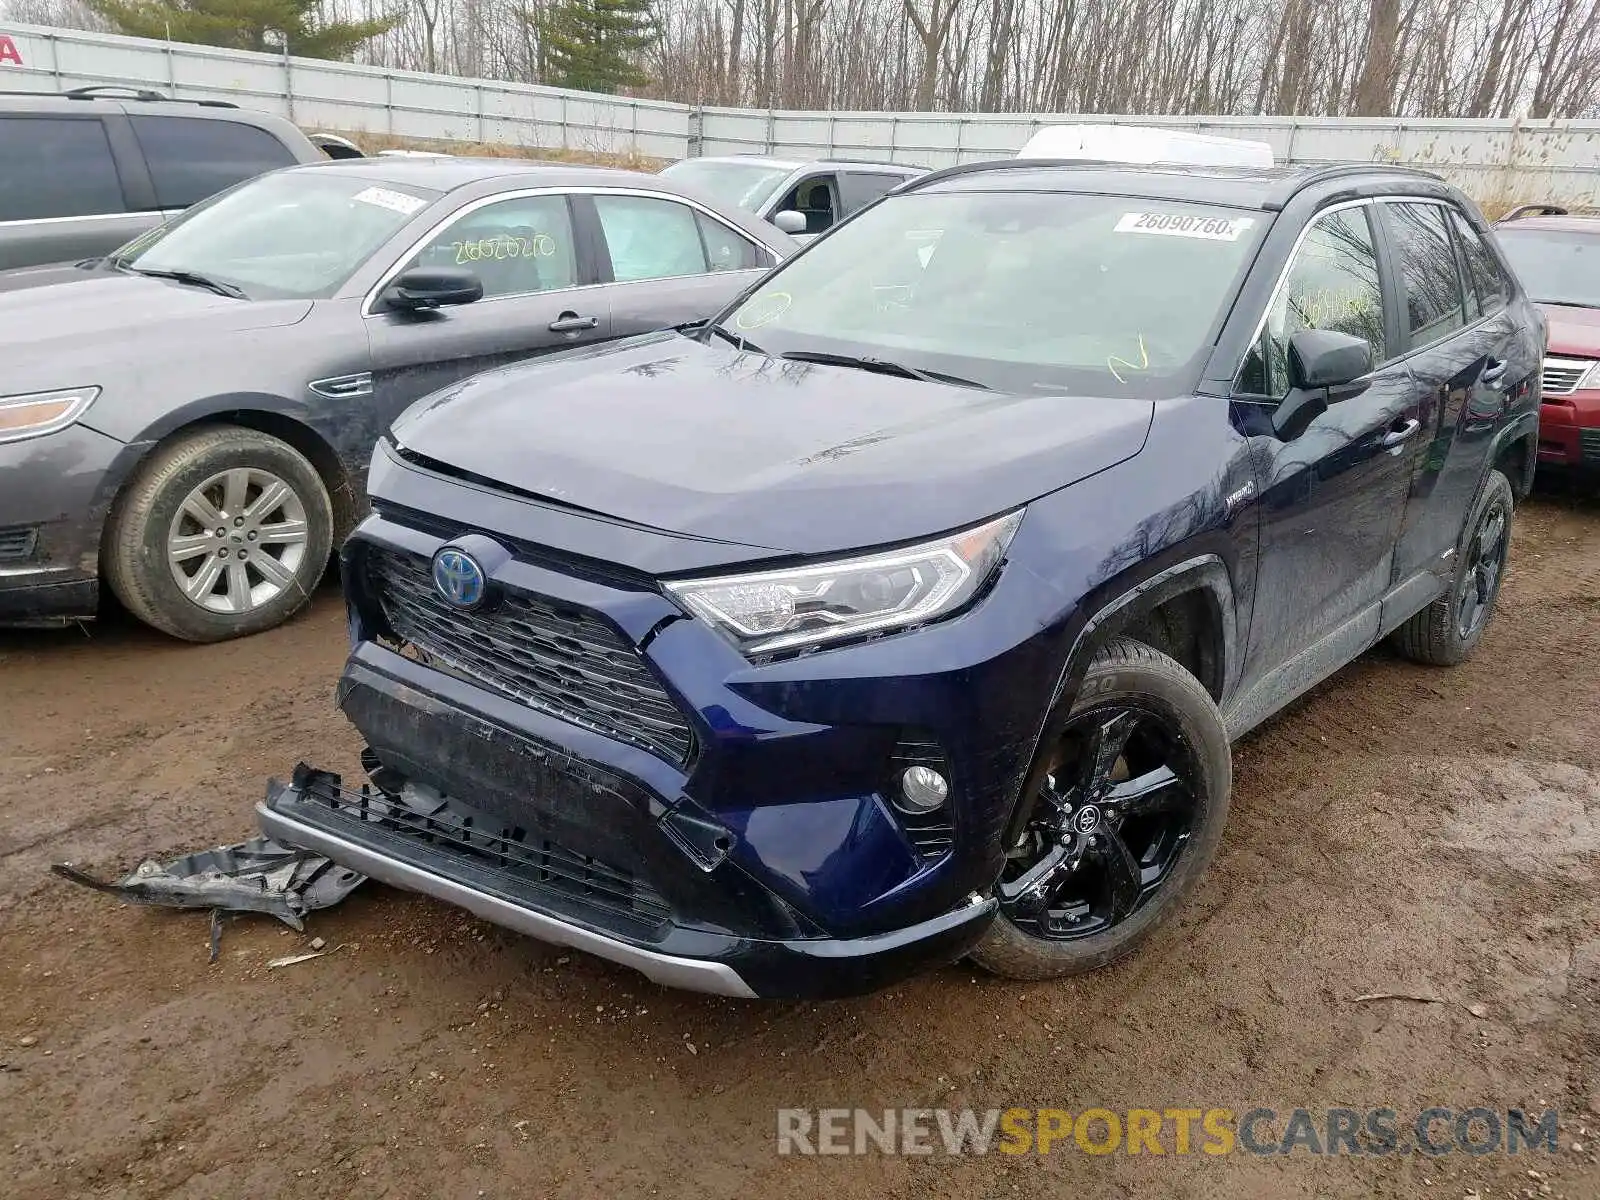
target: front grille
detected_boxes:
[888,734,956,864]
[1583,428,1600,461]
[281,765,673,934]
[365,546,695,766]
[1542,356,1594,396]
[0,525,38,563]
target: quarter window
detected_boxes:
[0,116,125,221]
[1237,207,1386,399]
[131,117,298,209]
[1386,202,1468,345]
[594,194,711,281]
[402,195,576,299]
[695,211,765,272]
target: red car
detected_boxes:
[1495,205,1600,470]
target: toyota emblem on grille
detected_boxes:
[432,546,486,609]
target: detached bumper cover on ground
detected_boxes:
[259,762,997,999]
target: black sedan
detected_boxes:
[0,157,795,641]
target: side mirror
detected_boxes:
[1288,328,1373,391]
[772,209,807,235]
[1272,329,1374,439]
[381,266,483,312]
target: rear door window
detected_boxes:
[1384,201,1469,347]
[0,116,126,221]
[1446,208,1510,318]
[594,194,709,281]
[130,116,298,209]
[837,172,912,215]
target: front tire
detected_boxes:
[970,638,1232,981]
[1391,468,1513,667]
[103,427,333,643]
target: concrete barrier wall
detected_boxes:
[5,22,1599,203]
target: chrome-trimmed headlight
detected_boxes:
[0,387,101,445]
[665,510,1023,656]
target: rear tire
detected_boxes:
[1391,468,1513,667]
[103,426,333,643]
[970,638,1231,981]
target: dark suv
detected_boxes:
[0,87,322,271]
[264,161,1541,999]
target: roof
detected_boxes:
[294,155,664,192]
[905,160,1449,211]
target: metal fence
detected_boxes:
[6,20,1600,203]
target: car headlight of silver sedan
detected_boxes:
[0,387,101,445]
[665,510,1023,656]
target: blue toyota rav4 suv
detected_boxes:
[262,161,1542,998]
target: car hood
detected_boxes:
[391,332,1155,555]
[0,271,311,378]
[1537,301,1600,358]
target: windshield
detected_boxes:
[720,190,1265,397]
[1496,228,1600,309]
[116,170,440,300]
[660,160,793,213]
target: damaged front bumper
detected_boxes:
[259,762,996,999]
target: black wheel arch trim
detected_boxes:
[84,394,357,573]
[1486,408,1539,502]
[1000,551,1237,850]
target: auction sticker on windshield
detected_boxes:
[352,187,428,216]
[1115,213,1255,241]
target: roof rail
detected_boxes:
[1499,202,1570,221]
[821,157,923,169]
[56,84,240,109]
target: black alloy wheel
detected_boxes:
[970,638,1232,980]
[997,702,1201,941]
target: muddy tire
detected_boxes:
[103,426,333,643]
[1391,469,1513,667]
[970,638,1231,981]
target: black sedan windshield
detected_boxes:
[723,190,1265,397]
[117,171,440,300]
[1496,228,1600,309]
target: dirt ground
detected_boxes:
[2,481,1598,1200]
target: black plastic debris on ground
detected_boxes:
[52,837,367,934]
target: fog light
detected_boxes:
[898,765,949,814]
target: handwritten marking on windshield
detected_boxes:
[735,291,792,330]
[1107,335,1150,384]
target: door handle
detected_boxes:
[1381,417,1421,448]
[548,312,598,334]
[1481,357,1508,386]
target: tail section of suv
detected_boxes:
[262,161,1541,998]
[0,87,323,271]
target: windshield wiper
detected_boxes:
[690,320,764,355]
[779,349,990,390]
[1535,298,1600,311]
[126,266,248,300]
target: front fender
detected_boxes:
[999,548,1239,849]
